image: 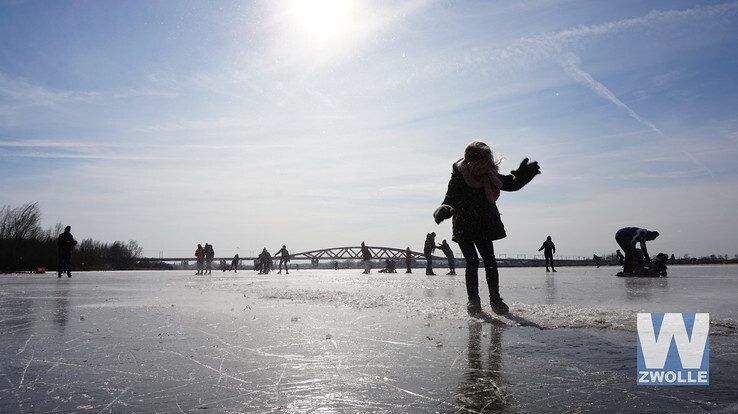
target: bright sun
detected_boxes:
[289,0,353,42]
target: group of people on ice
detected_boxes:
[254,245,290,274]
[194,243,215,275]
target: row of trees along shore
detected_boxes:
[0,202,144,273]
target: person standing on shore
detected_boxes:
[434,141,540,315]
[195,244,205,275]
[360,242,372,274]
[438,240,456,275]
[57,226,77,278]
[538,236,556,272]
[405,247,413,273]
[424,232,438,275]
[204,243,214,275]
[277,245,290,274]
[615,227,660,274]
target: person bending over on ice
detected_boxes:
[538,236,556,272]
[438,240,457,275]
[276,245,290,274]
[615,227,659,274]
[434,141,540,315]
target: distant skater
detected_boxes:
[230,254,239,272]
[204,243,214,275]
[405,247,412,273]
[276,245,290,274]
[593,254,601,268]
[195,244,205,275]
[538,236,556,272]
[57,226,77,278]
[259,248,272,274]
[615,227,660,274]
[334,261,339,270]
[616,250,625,265]
[424,232,437,275]
[361,242,371,274]
[438,240,456,275]
[434,141,540,315]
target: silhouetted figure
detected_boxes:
[615,227,660,274]
[220,259,227,272]
[276,245,290,274]
[334,261,339,270]
[230,254,239,272]
[434,141,540,315]
[57,226,77,278]
[616,250,625,265]
[204,243,214,275]
[259,248,272,274]
[593,254,601,268]
[405,247,412,273]
[438,240,456,275]
[360,242,371,274]
[538,236,556,272]
[195,244,205,275]
[424,232,437,275]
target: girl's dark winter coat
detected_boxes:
[440,161,535,243]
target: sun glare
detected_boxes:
[290,0,353,42]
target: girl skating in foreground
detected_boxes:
[434,141,540,315]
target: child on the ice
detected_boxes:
[434,141,540,315]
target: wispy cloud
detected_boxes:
[462,1,738,70]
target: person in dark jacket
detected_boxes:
[276,245,290,274]
[195,244,205,274]
[615,227,659,274]
[434,141,540,315]
[593,254,601,268]
[438,240,456,275]
[57,226,77,278]
[204,243,215,275]
[405,247,413,273]
[424,232,438,275]
[538,236,556,272]
[616,249,625,265]
[360,242,372,274]
[230,254,240,272]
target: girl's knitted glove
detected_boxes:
[433,204,455,224]
[511,158,541,182]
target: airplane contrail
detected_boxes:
[560,53,714,177]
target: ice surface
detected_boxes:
[1,265,737,413]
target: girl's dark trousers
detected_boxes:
[457,239,500,301]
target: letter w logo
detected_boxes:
[637,313,709,369]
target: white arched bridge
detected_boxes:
[137,246,447,263]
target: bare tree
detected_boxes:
[0,202,42,240]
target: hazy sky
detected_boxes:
[2,0,738,259]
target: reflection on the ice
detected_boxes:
[457,321,508,413]
[53,282,70,330]
[622,276,669,302]
[544,274,556,305]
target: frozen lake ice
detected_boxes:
[1,265,737,413]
